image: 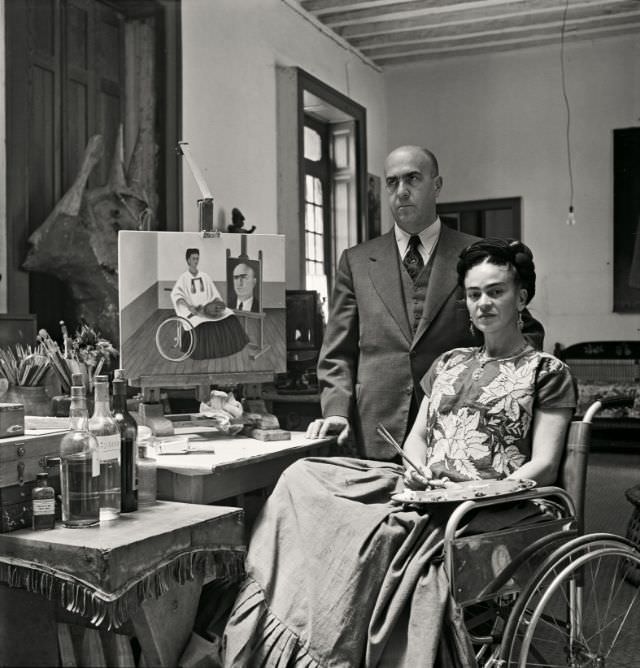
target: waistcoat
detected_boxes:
[400,252,436,336]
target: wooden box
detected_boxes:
[0,430,65,532]
[0,403,24,438]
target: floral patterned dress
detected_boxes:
[420,346,577,481]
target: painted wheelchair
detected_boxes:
[155,315,197,362]
[442,395,640,667]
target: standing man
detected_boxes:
[308,145,543,459]
[232,262,260,312]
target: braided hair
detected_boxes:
[456,238,536,304]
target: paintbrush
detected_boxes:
[375,423,426,478]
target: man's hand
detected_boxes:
[306,416,350,445]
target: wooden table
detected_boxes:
[156,432,334,504]
[0,501,244,667]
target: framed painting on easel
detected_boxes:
[118,231,286,391]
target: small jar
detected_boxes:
[137,426,157,507]
[32,472,56,530]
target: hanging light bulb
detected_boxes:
[566,205,576,226]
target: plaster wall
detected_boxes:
[385,34,640,350]
[180,0,388,285]
[0,0,6,313]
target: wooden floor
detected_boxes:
[122,308,286,385]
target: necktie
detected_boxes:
[238,302,243,311]
[403,235,424,281]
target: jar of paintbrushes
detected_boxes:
[0,344,51,416]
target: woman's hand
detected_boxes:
[403,465,433,490]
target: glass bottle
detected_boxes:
[32,471,56,530]
[60,385,100,528]
[137,426,157,507]
[89,375,121,521]
[112,369,137,513]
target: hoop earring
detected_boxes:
[469,321,476,336]
[517,311,524,330]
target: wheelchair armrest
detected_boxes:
[443,485,576,547]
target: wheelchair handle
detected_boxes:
[582,394,635,423]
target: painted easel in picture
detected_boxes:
[227,235,270,360]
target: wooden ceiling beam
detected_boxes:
[301,0,474,19]
[336,0,637,36]
[375,21,640,65]
[315,0,623,27]
[354,7,640,50]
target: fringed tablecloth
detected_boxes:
[0,501,245,629]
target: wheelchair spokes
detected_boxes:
[510,546,640,667]
[155,316,196,362]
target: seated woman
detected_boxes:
[171,247,248,359]
[221,239,576,667]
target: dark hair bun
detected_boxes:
[457,237,536,303]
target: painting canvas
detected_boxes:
[613,128,640,312]
[118,231,286,386]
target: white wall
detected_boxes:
[180,0,388,246]
[0,0,6,312]
[385,34,640,350]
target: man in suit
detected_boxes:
[308,145,543,459]
[232,261,260,312]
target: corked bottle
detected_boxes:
[112,369,137,513]
[32,472,56,530]
[89,375,121,521]
[59,383,100,528]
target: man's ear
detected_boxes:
[434,175,443,196]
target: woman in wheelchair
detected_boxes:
[221,239,577,667]
[170,248,248,359]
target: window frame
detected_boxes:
[296,69,367,300]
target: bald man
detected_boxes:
[232,262,260,312]
[309,145,544,459]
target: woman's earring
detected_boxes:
[469,321,476,336]
[517,311,524,330]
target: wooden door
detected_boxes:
[5,0,180,337]
[6,0,124,335]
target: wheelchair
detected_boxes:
[155,315,196,361]
[443,395,640,667]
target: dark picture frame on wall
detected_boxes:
[367,173,381,239]
[613,127,640,313]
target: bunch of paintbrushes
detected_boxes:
[0,343,50,386]
[38,327,74,393]
[38,322,103,394]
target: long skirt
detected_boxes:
[223,457,480,667]
[183,315,249,359]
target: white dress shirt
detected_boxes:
[394,218,441,266]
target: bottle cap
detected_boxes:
[36,472,48,482]
[94,374,108,383]
[70,386,85,398]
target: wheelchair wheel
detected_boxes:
[155,316,195,362]
[504,537,640,667]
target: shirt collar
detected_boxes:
[394,218,441,259]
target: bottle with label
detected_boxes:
[89,375,121,521]
[32,471,56,530]
[112,369,137,513]
[60,384,100,528]
[137,426,157,507]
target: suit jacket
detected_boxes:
[318,225,544,460]
[234,296,260,313]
